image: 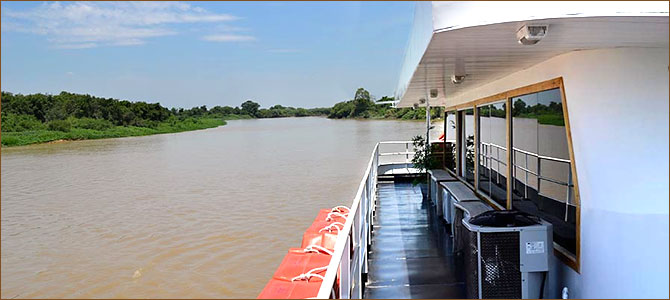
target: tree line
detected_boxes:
[1,88,445,133]
[328,88,444,120]
[0,91,330,132]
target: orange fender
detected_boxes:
[272,248,332,282]
[257,279,321,299]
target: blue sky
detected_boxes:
[1,1,415,109]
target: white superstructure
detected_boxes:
[393,2,669,298]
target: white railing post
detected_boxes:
[524,152,529,198]
[564,168,572,222]
[339,236,351,299]
[405,142,409,166]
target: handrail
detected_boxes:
[315,138,572,298]
[480,142,572,186]
[378,141,413,144]
[316,140,458,298]
[316,142,379,298]
[480,141,573,205]
[378,151,416,156]
[481,142,571,164]
[316,140,434,298]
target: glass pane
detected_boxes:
[445,111,457,173]
[489,102,507,207]
[478,105,491,198]
[512,93,539,202]
[462,108,475,186]
[537,89,572,203]
[511,88,577,257]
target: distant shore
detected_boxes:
[0,88,441,147]
[1,116,444,148]
[1,117,227,147]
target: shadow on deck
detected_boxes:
[364,181,466,299]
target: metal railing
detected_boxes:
[315,141,421,299]
[479,142,574,221]
[314,139,574,298]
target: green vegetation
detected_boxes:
[0,90,333,147]
[1,87,444,147]
[513,98,565,126]
[1,91,232,147]
[1,118,224,147]
[328,88,444,120]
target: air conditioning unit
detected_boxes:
[452,201,492,255]
[440,181,480,226]
[428,169,456,217]
[462,210,553,299]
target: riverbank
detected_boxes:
[1,118,225,147]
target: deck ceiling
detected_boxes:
[397,16,669,108]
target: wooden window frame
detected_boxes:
[446,77,581,272]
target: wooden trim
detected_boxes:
[447,76,581,272]
[455,111,462,176]
[557,77,581,273]
[443,111,447,169]
[446,77,563,111]
[473,105,480,192]
[555,248,579,272]
[505,97,513,210]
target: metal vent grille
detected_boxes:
[480,232,522,298]
[465,230,479,299]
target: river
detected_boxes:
[1,117,428,298]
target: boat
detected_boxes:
[260,2,669,298]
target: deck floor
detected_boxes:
[364,182,466,299]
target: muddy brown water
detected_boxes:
[1,117,427,298]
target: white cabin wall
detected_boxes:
[448,48,669,298]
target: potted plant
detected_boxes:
[411,135,439,200]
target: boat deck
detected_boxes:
[364,181,466,299]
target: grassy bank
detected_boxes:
[1,118,225,147]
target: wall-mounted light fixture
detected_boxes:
[452,58,466,84]
[430,89,438,98]
[517,24,548,45]
[451,75,466,84]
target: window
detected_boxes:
[511,88,578,258]
[448,78,580,270]
[445,111,456,173]
[477,102,507,208]
[461,108,475,186]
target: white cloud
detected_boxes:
[2,1,242,48]
[202,34,256,42]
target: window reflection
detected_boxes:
[462,109,475,186]
[445,111,456,173]
[511,88,577,256]
[477,101,507,208]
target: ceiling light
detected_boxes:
[451,75,465,84]
[517,25,548,45]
